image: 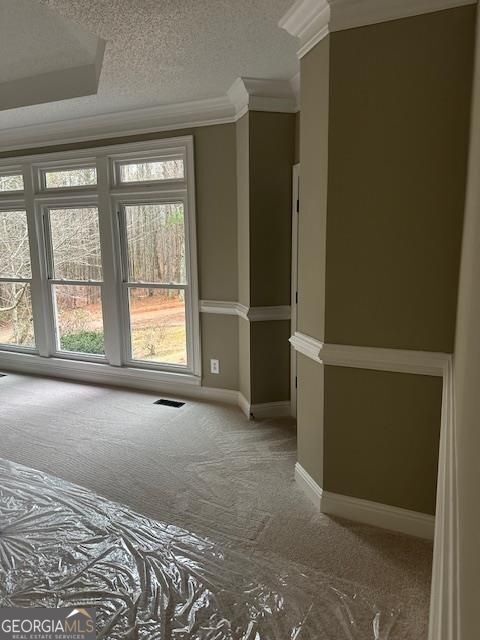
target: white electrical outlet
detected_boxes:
[210,359,220,374]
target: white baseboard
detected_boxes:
[238,393,251,418]
[295,462,323,506]
[0,351,242,407]
[295,462,435,539]
[0,353,294,420]
[250,401,291,419]
[322,490,435,540]
[238,396,292,420]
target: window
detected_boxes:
[114,157,184,184]
[42,166,97,190]
[120,202,187,366]
[0,210,35,348]
[0,137,199,377]
[0,172,24,192]
[44,206,105,357]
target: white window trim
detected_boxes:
[0,135,201,382]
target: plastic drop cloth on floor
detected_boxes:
[0,458,400,639]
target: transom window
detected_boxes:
[0,137,199,377]
[114,156,184,185]
[42,166,97,190]
[0,171,24,192]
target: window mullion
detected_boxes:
[96,156,124,367]
[22,164,55,357]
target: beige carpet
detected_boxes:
[0,372,433,638]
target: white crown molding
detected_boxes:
[0,96,236,154]
[295,463,435,539]
[0,74,300,154]
[200,300,291,322]
[279,0,476,59]
[227,77,298,119]
[279,0,330,59]
[290,331,450,376]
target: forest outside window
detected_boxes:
[0,171,24,193]
[121,202,187,366]
[0,209,35,349]
[44,206,105,357]
[0,136,199,378]
[41,166,97,190]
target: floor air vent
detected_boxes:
[153,399,185,408]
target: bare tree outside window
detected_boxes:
[0,174,24,192]
[123,202,187,364]
[119,158,184,183]
[0,210,35,347]
[44,167,97,189]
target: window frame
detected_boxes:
[40,197,107,363]
[115,194,192,372]
[0,136,201,380]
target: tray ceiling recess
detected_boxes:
[0,0,105,111]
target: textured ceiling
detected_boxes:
[0,0,298,131]
[0,0,98,82]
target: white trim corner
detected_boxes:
[200,301,291,322]
[295,463,435,539]
[279,0,330,59]
[289,331,323,362]
[295,461,324,507]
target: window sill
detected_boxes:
[0,349,201,392]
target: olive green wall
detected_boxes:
[249,111,295,307]
[297,353,324,486]
[297,7,476,514]
[236,114,251,308]
[250,321,291,404]
[325,7,476,352]
[296,37,330,480]
[298,37,329,341]
[324,367,442,514]
[201,314,239,391]
[236,111,296,404]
